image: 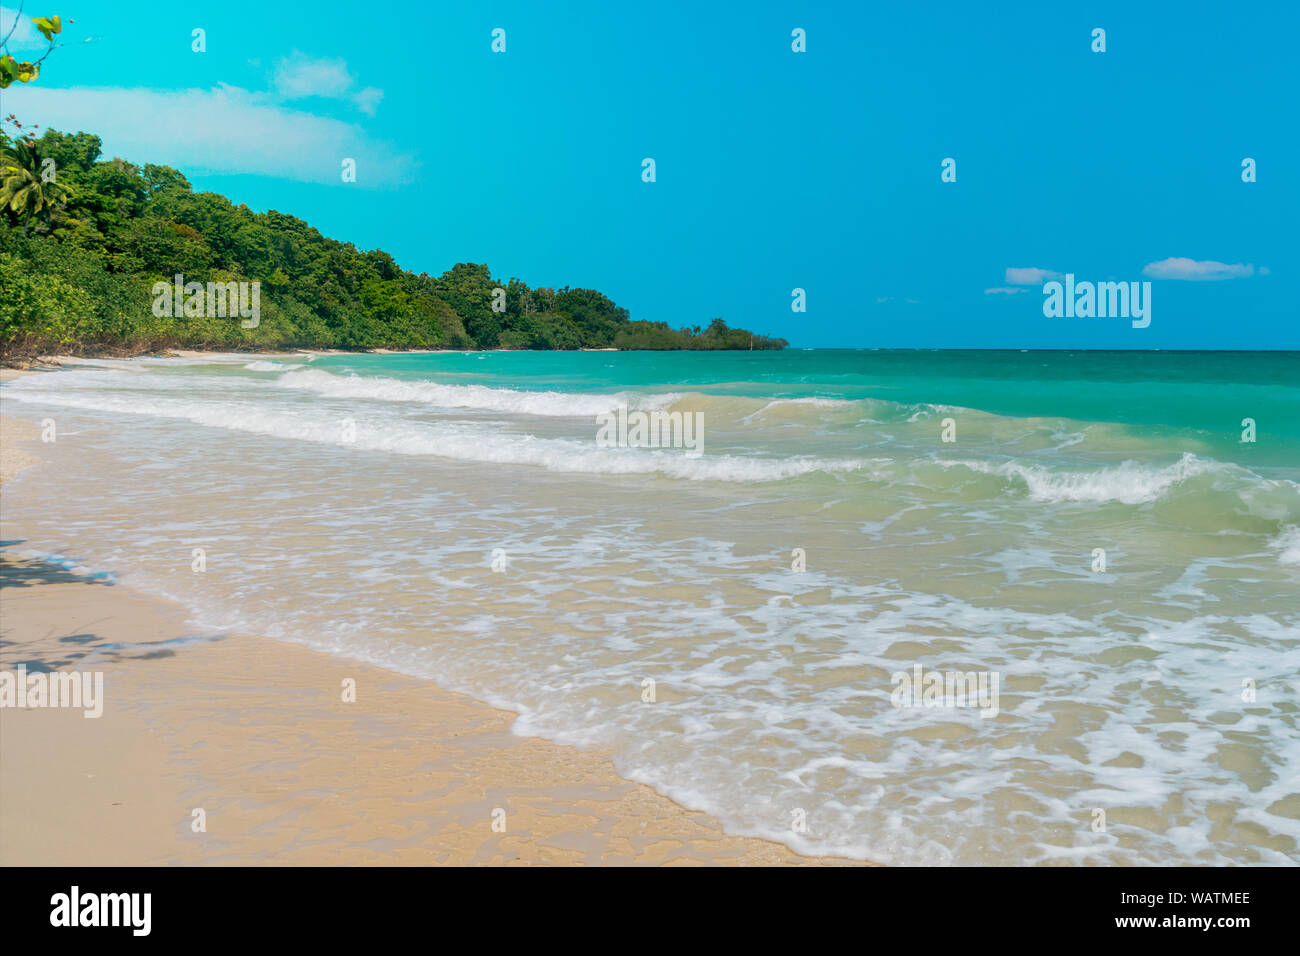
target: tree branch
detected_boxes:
[0,0,27,52]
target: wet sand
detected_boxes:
[0,401,863,866]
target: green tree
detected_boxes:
[1,126,786,363]
[0,139,71,235]
[1,9,68,88]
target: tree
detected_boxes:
[0,7,70,88]
[1,126,787,362]
[142,163,192,196]
[0,139,71,235]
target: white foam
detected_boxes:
[244,360,303,371]
[947,453,1224,504]
[1,386,868,483]
[1268,526,1300,566]
[272,368,677,417]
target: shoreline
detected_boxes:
[0,342,782,369]
[0,403,866,866]
[1,348,397,370]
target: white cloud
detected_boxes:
[5,84,415,186]
[274,54,352,99]
[352,87,384,116]
[1005,267,1062,285]
[1141,257,1257,281]
[0,5,45,51]
[984,287,1027,295]
[273,52,384,116]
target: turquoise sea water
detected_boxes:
[3,349,1298,864]
[321,349,1300,464]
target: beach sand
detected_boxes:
[0,396,862,866]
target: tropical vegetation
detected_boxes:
[0,125,787,362]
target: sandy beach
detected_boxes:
[0,384,856,866]
[7,349,1295,866]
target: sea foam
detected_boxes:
[272,368,676,417]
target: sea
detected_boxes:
[2,348,1297,864]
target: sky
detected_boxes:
[3,0,1297,348]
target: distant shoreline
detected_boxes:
[8,345,1300,370]
[0,343,783,369]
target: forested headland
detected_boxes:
[0,127,787,363]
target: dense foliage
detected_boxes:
[0,128,787,361]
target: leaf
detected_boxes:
[32,17,54,41]
[51,15,63,33]
[16,61,40,83]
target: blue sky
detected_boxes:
[4,0,1297,348]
